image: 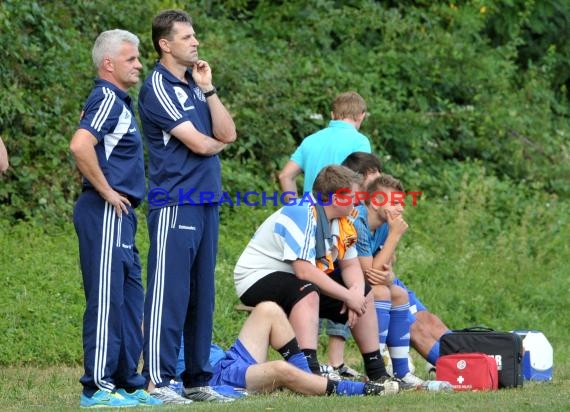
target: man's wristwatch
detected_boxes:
[203,87,217,98]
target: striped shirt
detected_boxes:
[234,202,357,297]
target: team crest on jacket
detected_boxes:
[173,86,195,110]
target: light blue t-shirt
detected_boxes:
[353,204,389,256]
[291,120,372,193]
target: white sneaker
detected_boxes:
[363,380,400,396]
[408,354,416,374]
[401,372,425,386]
[184,386,234,402]
[150,385,193,404]
[319,364,342,381]
[382,349,393,377]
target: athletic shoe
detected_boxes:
[212,384,248,399]
[382,349,393,377]
[150,385,193,404]
[184,386,235,402]
[334,364,364,380]
[425,361,436,376]
[116,389,163,406]
[408,354,416,375]
[319,364,342,381]
[374,375,416,391]
[79,389,138,408]
[400,372,425,386]
[363,381,400,396]
[167,379,185,396]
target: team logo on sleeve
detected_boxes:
[173,86,195,111]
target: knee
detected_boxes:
[390,285,408,305]
[274,360,297,383]
[255,301,284,318]
[372,285,390,300]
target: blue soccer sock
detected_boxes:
[427,330,452,365]
[387,302,411,378]
[287,352,312,373]
[374,300,391,353]
[334,380,366,396]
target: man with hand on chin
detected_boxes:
[138,9,237,404]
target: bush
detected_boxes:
[1,0,569,225]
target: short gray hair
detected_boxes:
[92,29,140,68]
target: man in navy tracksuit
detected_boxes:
[138,9,237,404]
[70,30,161,408]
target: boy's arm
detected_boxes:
[370,210,408,270]
[278,160,302,201]
[0,136,9,173]
[338,257,365,294]
[292,259,366,316]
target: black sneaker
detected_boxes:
[334,364,364,380]
[363,381,399,396]
[374,375,416,391]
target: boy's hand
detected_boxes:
[364,265,395,286]
[386,209,408,237]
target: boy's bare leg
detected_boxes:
[245,360,328,395]
[410,311,449,359]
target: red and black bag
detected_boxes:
[440,326,524,388]
[436,353,499,391]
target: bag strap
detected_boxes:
[455,325,495,333]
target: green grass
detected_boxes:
[0,366,568,411]
[0,172,569,409]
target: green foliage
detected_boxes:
[1,0,569,224]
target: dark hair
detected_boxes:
[342,152,382,176]
[313,165,360,203]
[152,9,193,56]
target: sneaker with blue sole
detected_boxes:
[80,389,138,408]
[212,384,248,399]
[116,388,163,406]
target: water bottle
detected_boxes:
[418,380,454,392]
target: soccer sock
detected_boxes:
[375,300,391,353]
[287,352,311,373]
[335,380,366,396]
[277,338,302,360]
[427,330,452,365]
[362,350,387,381]
[387,302,411,378]
[301,348,321,374]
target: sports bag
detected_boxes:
[436,353,498,391]
[440,326,524,388]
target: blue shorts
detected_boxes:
[393,277,427,321]
[209,339,255,389]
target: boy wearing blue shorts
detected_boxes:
[354,174,451,373]
[176,302,399,397]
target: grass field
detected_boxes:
[0,366,568,411]
[0,175,568,410]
